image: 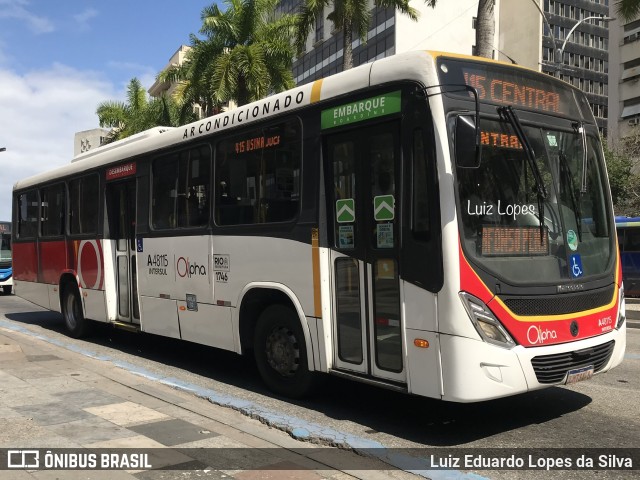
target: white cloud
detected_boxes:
[0,64,119,220]
[73,8,98,31]
[0,0,54,34]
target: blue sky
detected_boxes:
[0,0,210,220]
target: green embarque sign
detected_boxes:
[321,91,401,130]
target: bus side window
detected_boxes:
[618,228,625,253]
[412,129,430,240]
[151,153,179,230]
[625,228,640,252]
[40,183,65,237]
[186,146,211,227]
[69,175,99,236]
[214,119,301,226]
[152,145,211,230]
[17,190,39,239]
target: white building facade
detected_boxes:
[608,12,640,145]
[283,0,493,86]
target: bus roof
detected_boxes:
[615,216,640,228]
[13,50,589,192]
[14,50,441,191]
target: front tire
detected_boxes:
[2,286,11,295]
[62,284,90,338]
[254,305,315,398]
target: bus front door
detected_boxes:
[107,180,140,324]
[325,122,405,384]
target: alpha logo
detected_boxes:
[176,257,207,278]
[527,325,558,345]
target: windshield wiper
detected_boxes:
[558,150,582,242]
[498,106,547,243]
[573,121,588,194]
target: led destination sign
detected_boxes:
[482,226,549,256]
[481,131,523,150]
[464,73,560,113]
[437,58,582,118]
[235,134,280,154]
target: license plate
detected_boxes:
[565,365,594,384]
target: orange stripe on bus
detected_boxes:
[311,228,321,318]
[311,80,323,103]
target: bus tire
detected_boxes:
[254,304,314,398]
[62,284,90,338]
[2,286,11,295]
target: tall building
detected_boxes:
[148,44,237,116]
[287,0,610,133]
[280,0,485,85]
[148,45,191,98]
[499,0,610,133]
[608,12,640,147]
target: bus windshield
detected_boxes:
[0,225,10,265]
[456,118,613,285]
[0,233,9,262]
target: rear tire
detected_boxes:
[62,284,90,338]
[254,305,315,398]
[2,286,11,295]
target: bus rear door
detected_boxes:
[106,180,140,324]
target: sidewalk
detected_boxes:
[0,326,416,480]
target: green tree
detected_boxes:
[615,0,640,21]
[96,78,192,143]
[96,77,147,142]
[603,139,633,209]
[159,0,299,110]
[604,131,640,216]
[296,0,424,71]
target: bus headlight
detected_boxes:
[460,292,515,348]
[616,285,626,330]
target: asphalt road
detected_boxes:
[1,292,638,479]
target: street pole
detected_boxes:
[558,16,615,64]
[528,0,613,77]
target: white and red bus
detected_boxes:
[12,51,626,401]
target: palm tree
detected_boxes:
[96,78,192,144]
[159,0,299,109]
[615,0,640,21]
[296,0,426,70]
[474,0,495,59]
[96,78,148,143]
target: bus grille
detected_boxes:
[0,260,10,269]
[530,340,615,384]
[500,285,614,316]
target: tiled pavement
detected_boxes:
[0,328,417,480]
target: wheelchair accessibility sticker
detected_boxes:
[569,254,583,278]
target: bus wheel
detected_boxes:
[62,284,90,338]
[254,305,314,398]
[2,286,11,295]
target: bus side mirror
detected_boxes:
[455,115,481,168]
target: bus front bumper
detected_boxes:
[439,326,626,403]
